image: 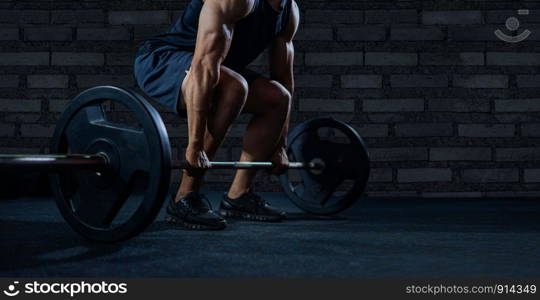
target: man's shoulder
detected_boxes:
[291,0,299,14]
[204,0,256,18]
[276,0,299,40]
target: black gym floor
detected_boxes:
[1,193,539,277]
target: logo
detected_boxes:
[495,9,532,43]
[1,281,128,297]
[3,281,20,297]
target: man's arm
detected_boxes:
[183,0,253,166]
[269,0,299,95]
[268,0,299,154]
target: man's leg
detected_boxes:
[227,78,292,198]
[175,66,249,201]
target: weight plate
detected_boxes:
[50,86,171,242]
[280,118,370,215]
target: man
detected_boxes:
[133,0,299,230]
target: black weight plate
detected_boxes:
[50,86,171,242]
[279,118,370,215]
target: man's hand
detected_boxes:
[185,145,211,175]
[269,147,289,175]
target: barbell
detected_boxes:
[0,86,370,243]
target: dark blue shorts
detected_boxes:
[133,45,261,115]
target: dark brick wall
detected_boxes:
[1,0,540,198]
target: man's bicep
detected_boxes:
[269,38,294,70]
[279,0,300,42]
[192,0,253,65]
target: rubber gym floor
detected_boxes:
[1,192,539,277]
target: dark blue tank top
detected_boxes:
[138,0,292,72]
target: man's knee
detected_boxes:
[266,82,291,113]
[219,67,249,108]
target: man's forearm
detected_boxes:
[183,65,219,149]
[276,80,293,150]
[276,120,289,150]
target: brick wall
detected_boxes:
[1,0,540,198]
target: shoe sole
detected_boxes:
[219,209,283,222]
[165,215,226,230]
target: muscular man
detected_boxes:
[134,0,299,230]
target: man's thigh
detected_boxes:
[179,65,248,112]
[242,77,291,115]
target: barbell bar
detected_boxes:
[0,154,108,171]
[0,154,325,171]
[172,160,324,170]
